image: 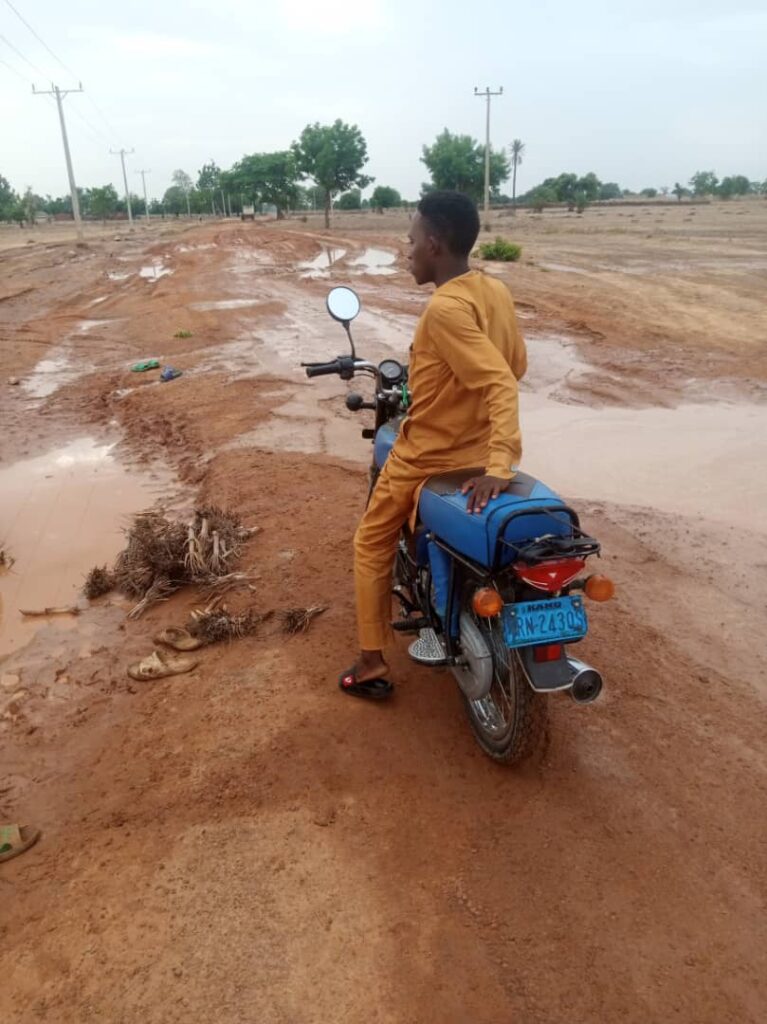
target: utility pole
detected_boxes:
[137,169,151,221]
[474,85,503,227]
[32,83,84,243]
[111,148,135,224]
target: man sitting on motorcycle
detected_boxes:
[339,190,527,699]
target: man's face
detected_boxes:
[407,212,437,285]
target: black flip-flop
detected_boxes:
[338,668,393,701]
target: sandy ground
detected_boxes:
[1,202,766,1023]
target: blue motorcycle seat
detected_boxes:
[418,469,574,568]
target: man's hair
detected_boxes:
[417,190,480,255]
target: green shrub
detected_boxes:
[478,237,522,262]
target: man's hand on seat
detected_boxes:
[461,475,510,515]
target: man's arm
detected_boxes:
[428,296,521,512]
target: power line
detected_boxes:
[3,0,79,82]
[0,30,48,79]
[0,52,32,84]
[68,99,111,145]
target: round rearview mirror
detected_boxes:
[326,286,361,323]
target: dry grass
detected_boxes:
[83,565,116,599]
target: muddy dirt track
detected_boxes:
[1,205,766,1023]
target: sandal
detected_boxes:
[127,650,199,681]
[154,627,205,652]
[0,824,41,864]
[338,668,393,701]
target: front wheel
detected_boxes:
[458,594,548,764]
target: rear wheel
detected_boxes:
[459,593,547,764]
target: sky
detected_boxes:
[1,0,765,202]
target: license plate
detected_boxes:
[502,596,587,649]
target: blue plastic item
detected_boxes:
[419,471,573,568]
[160,366,183,382]
[427,539,451,618]
[374,419,400,469]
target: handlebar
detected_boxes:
[302,357,377,379]
[304,361,341,378]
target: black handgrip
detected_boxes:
[305,361,340,378]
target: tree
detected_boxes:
[672,182,689,202]
[227,151,301,218]
[171,170,193,216]
[598,182,622,201]
[510,139,525,210]
[370,185,401,211]
[640,187,658,198]
[421,129,509,203]
[0,174,18,222]
[717,175,751,199]
[529,185,557,212]
[90,184,118,223]
[292,120,372,228]
[336,188,362,210]
[197,160,221,214]
[162,185,187,216]
[689,170,718,197]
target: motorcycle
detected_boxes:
[303,286,615,764]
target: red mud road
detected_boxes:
[1,209,766,1023]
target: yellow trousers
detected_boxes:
[354,451,485,650]
[354,453,425,650]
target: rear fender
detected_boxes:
[518,647,574,693]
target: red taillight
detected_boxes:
[534,644,564,663]
[513,558,585,593]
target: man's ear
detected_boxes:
[426,232,441,256]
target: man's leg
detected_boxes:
[350,460,420,684]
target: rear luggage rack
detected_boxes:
[493,506,600,567]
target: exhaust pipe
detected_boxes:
[567,658,603,704]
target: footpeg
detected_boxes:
[408,628,448,666]
[392,617,429,633]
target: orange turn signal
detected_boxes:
[584,575,615,602]
[472,587,504,618]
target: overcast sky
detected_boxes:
[1,0,765,202]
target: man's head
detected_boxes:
[408,191,480,285]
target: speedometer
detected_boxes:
[378,359,404,384]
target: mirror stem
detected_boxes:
[343,321,357,360]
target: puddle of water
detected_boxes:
[521,335,588,398]
[22,349,88,399]
[140,262,174,281]
[88,296,108,307]
[349,248,397,275]
[175,243,217,253]
[107,271,131,282]
[538,262,586,275]
[0,439,172,659]
[190,299,262,311]
[77,318,114,333]
[298,247,347,279]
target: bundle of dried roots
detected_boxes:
[187,604,269,644]
[281,605,327,635]
[95,507,258,618]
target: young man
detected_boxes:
[339,190,527,699]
